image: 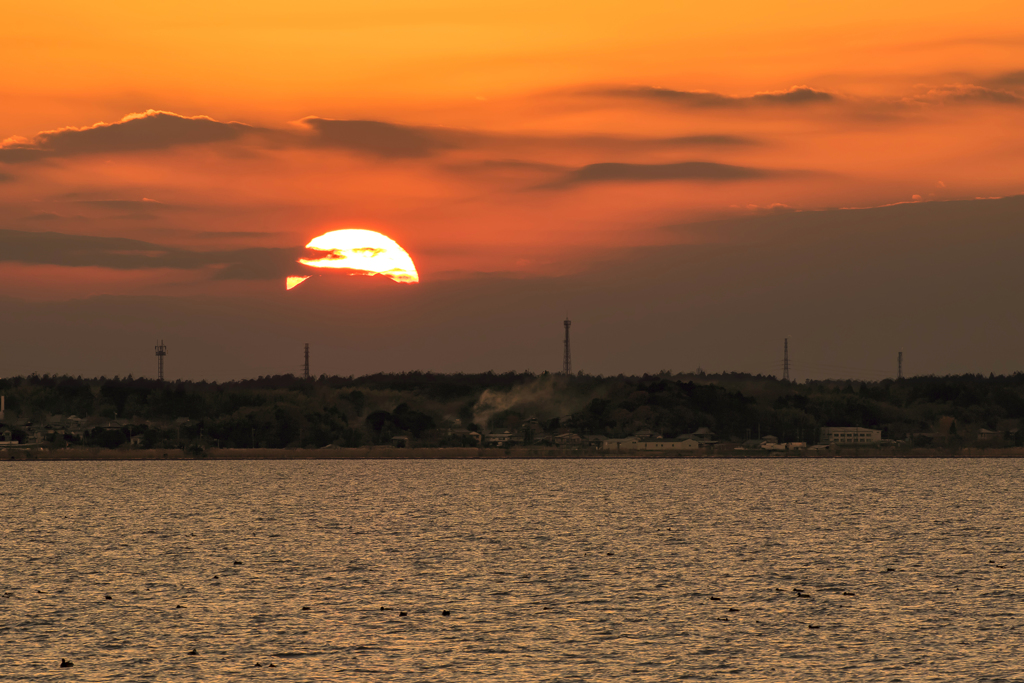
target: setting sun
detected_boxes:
[288,229,419,289]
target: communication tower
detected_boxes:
[563,317,572,375]
[783,338,790,381]
[303,343,310,380]
[898,350,903,380]
[155,340,167,381]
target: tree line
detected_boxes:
[2,371,1023,449]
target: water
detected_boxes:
[1,459,1023,681]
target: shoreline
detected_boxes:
[4,446,1024,461]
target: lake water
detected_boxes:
[2,459,1023,681]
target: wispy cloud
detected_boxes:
[588,85,836,107]
[909,84,1023,104]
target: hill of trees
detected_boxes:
[2,371,1023,449]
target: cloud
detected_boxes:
[986,70,1024,89]
[0,110,254,164]
[545,161,774,188]
[590,85,836,108]
[74,199,171,210]
[0,229,300,279]
[0,171,13,182]
[298,117,756,160]
[3,110,759,170]
[297,118,474,158]
[912,84,1023,105]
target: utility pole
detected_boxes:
[563,317,572,375]
[898,350,903,380]
[155,340,167,381]
[303,343,310,380]
[783,338,790,381]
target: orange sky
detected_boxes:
[1,1,1024,298]
[2,1,1024,378]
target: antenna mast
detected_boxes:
[155,340,167,381]
[563,317,572,375]
[783,338,790,381]
[303,343,310,380]
[898,350,903,380]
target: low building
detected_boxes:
[553,433,582,446]
[820,427,882,445]
[603,438,638,451]
[602,438,700,451]
[639,438,700,451]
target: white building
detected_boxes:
[820,427,882,445]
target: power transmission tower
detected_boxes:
[303,343,310,380]
[898,350,903,379]
[563,317,572,375]
[155,340,167,381]
[783,338,790,381]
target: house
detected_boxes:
[447,426,483,445]
[692,427,716,442]
[553,433,582,446]
[391,436,409,448]
[484,430,515,446]
[977,428,999,442]
[633,429,660,441]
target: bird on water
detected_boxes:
[59,659,74,668]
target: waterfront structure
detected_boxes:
[820,427,882,445]
[603,438,700,451]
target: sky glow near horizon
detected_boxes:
[1,0,1024,379]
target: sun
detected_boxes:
[286,229,419,289]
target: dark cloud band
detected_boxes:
[297,118,474,158]
[545,161,774,188]
[0,229,301,280]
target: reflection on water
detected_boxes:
[1,459,1022,681]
